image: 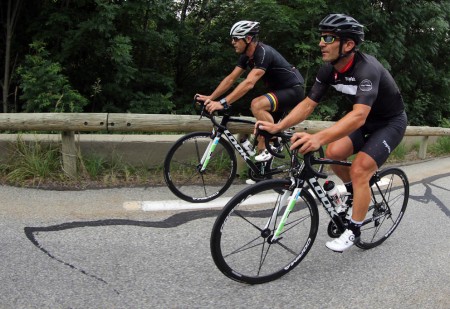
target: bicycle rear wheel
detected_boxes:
[163,132,237,203]
[356,167,409,249]
[210,179,319,284]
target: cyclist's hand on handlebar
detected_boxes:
[204,99,224,113]
[254,120,280,135]
[194,94,210,102]
[194,94,224,113]
[290,132,321,154]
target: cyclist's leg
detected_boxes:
[249,95,274,152]
[325,136,355,182]
[326,116,407,251]
[326,150,378,252]
[252,86,304,155]
[351,114,407,222]
[350,152,379,221]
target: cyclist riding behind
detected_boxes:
[256,14,407,252]
[197,20,305,162]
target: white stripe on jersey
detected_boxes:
[332,84,357,95]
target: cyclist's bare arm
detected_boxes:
[196,67,244,102]
[222,68,265,104]
[314,103,371,146]
[256,96,318,134]
[203,67,265,113]
[290,103,371,154]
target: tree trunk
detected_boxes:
[2,0,22,113]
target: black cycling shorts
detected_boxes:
[349,111,407,167]
[263,85,305,122]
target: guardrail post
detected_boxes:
[418,136,429,159]
[61,131,77,178]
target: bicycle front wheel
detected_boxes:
[357,167,409,249]
[210,179,319,284]
[163,132,237,203]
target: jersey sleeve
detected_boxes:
[253,45,272,71]
[307,65,332,103]
[353,62,381,107]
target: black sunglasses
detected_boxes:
[320,34,339,44]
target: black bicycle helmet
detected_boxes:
[319,14,364,45]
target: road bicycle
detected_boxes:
[210,130,409,284]
[163,102,324,203]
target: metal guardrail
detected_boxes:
[1,113,449,177]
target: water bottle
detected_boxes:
[241,139,256,156]
[323,180,343,208]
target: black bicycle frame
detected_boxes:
[211,114,289,178]
[300,155,387,230]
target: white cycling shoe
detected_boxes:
[245,179,256,185]
[326,229,358,253]
[254,149,273,162]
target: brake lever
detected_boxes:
[199,103,205,120]
[193,95,206,120]
[257,126,285,159]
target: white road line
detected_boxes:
[124,193,280,212]
[124,180,389,212]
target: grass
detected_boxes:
[429,136,450,156]
[0,137,164,188]
[0,136,449,189]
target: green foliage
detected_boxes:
[3,0,449,127]
[16,41,88,112]
[82,154,107,178]
[128,92,174,114]
[4,137,62,185]
[429,136,450,156]
[0,137,161,186]
[389,143,407,161]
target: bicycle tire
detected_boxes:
[356,167,409,249]
[210,179,319,284]
[163,131,237,203]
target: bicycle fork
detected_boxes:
[266,179,304,243]
[270,188,303,242]
[199,132,221,172]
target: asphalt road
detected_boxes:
[1,157,449,308]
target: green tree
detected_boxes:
[16,41,87,112]
[3,0,449,127]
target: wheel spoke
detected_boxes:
[211,179,318,284]
[223,236,265,258]
[357,168,409,249]
[232,211,264,232]
[164,132,237,202]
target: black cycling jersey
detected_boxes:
[237,43,304,90]
[308,51,405,122]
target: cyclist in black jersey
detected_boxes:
[197,20,305,162]
[256,14,407,252]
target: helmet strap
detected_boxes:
[331,39,356,65]
[242,35,256,54]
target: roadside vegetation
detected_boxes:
[0,136,449,190]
